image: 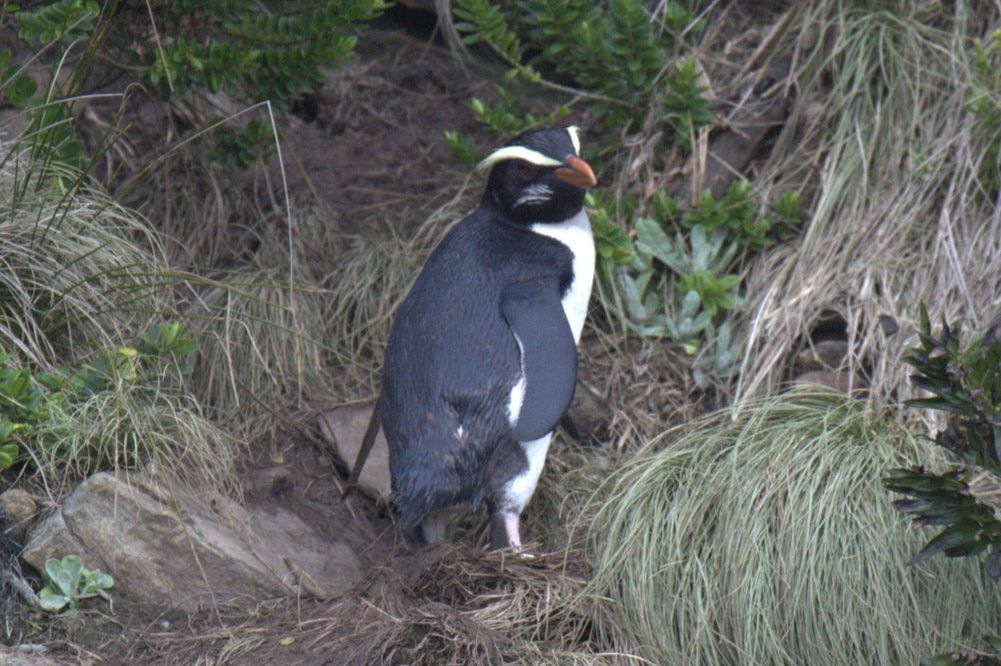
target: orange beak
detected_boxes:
[554,155,597,189]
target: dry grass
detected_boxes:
[139,545,633,665]
[732,1,1001,409]
[581,388,1001,665]
[27,385,241,500]
[0,141,242,497]
[185,266,330,427]
[0,152,169,367]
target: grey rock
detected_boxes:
[795,339,849,371]
[0,644,90,666]
[0,488,37,542]
[23,473,361,612]
[793,370,867,395]
[320,403,391,501]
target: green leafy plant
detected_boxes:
[0,322,200,472]
[16,0,99,43]
[607,183,803,381]
[0,49,37,108]
[38,554,114,613]
[884,305,1001,576]
[661,56,713,149]
[9,0,388,173]
[443,129,482,166]
[453,0,706,132]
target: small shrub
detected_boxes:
[606,183,803,381]
[885,306,1001,575]
[38,554,113,613]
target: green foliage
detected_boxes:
[471,91,544,137]
[9,0,387,172]
[202,119,272,170]
[0,49,37,108]
[139,1,388,102]
[38,554,113,613]
[587,191,634,285]
[454,0,707,132]
[24,102,87,185]
[444,91,568,165]
[884,304,1001,577]
[443,129,482,166]
[609,183,801,381]
[16,0,99,43]
[0,322,199,471]
[661,56,713,149]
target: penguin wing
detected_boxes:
[501,280,577,441]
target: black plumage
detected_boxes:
[380,127,596,550]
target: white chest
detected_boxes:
[529,209,595,343]
[505,209,594,431]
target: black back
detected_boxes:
[380,209,574,532]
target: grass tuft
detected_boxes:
[583,388,1001,665]
[736,2,1001,408]
[0,152,168,367]
[27,377,241,500]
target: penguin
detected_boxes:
[380,126,597,550]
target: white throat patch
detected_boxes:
[529,209,594,342]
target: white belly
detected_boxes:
[506,209,595,427]
[501,210,594,510]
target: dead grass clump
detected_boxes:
[144,545,629,665]
[310,546,602,664]
[186,267,330,428]
[735,1,1001,408]
[0,152,168,367]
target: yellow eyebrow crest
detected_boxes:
[476,146,562,172]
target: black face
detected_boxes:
[481,127,592,225]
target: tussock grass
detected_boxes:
[582,388,1001,665]
[186,266,330,426]
[0,156,167,367]
[736,1,1001,407]
[0,142,242,495]
[27,383,240,499]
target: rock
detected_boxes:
[793,370,867,395]
[0,488,37,542]
[250,465,294,499]
[320,403,391,501]
[795,339,849,371]
[23,473,362,612]
[0,644,90,666]
[879,315,899,337]
[561,382,612,445]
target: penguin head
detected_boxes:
[478,126,597,224]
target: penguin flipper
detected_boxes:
[501,280,577,441]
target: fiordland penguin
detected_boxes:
[380,126,597,550]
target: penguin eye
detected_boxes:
[516,162,537,180]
